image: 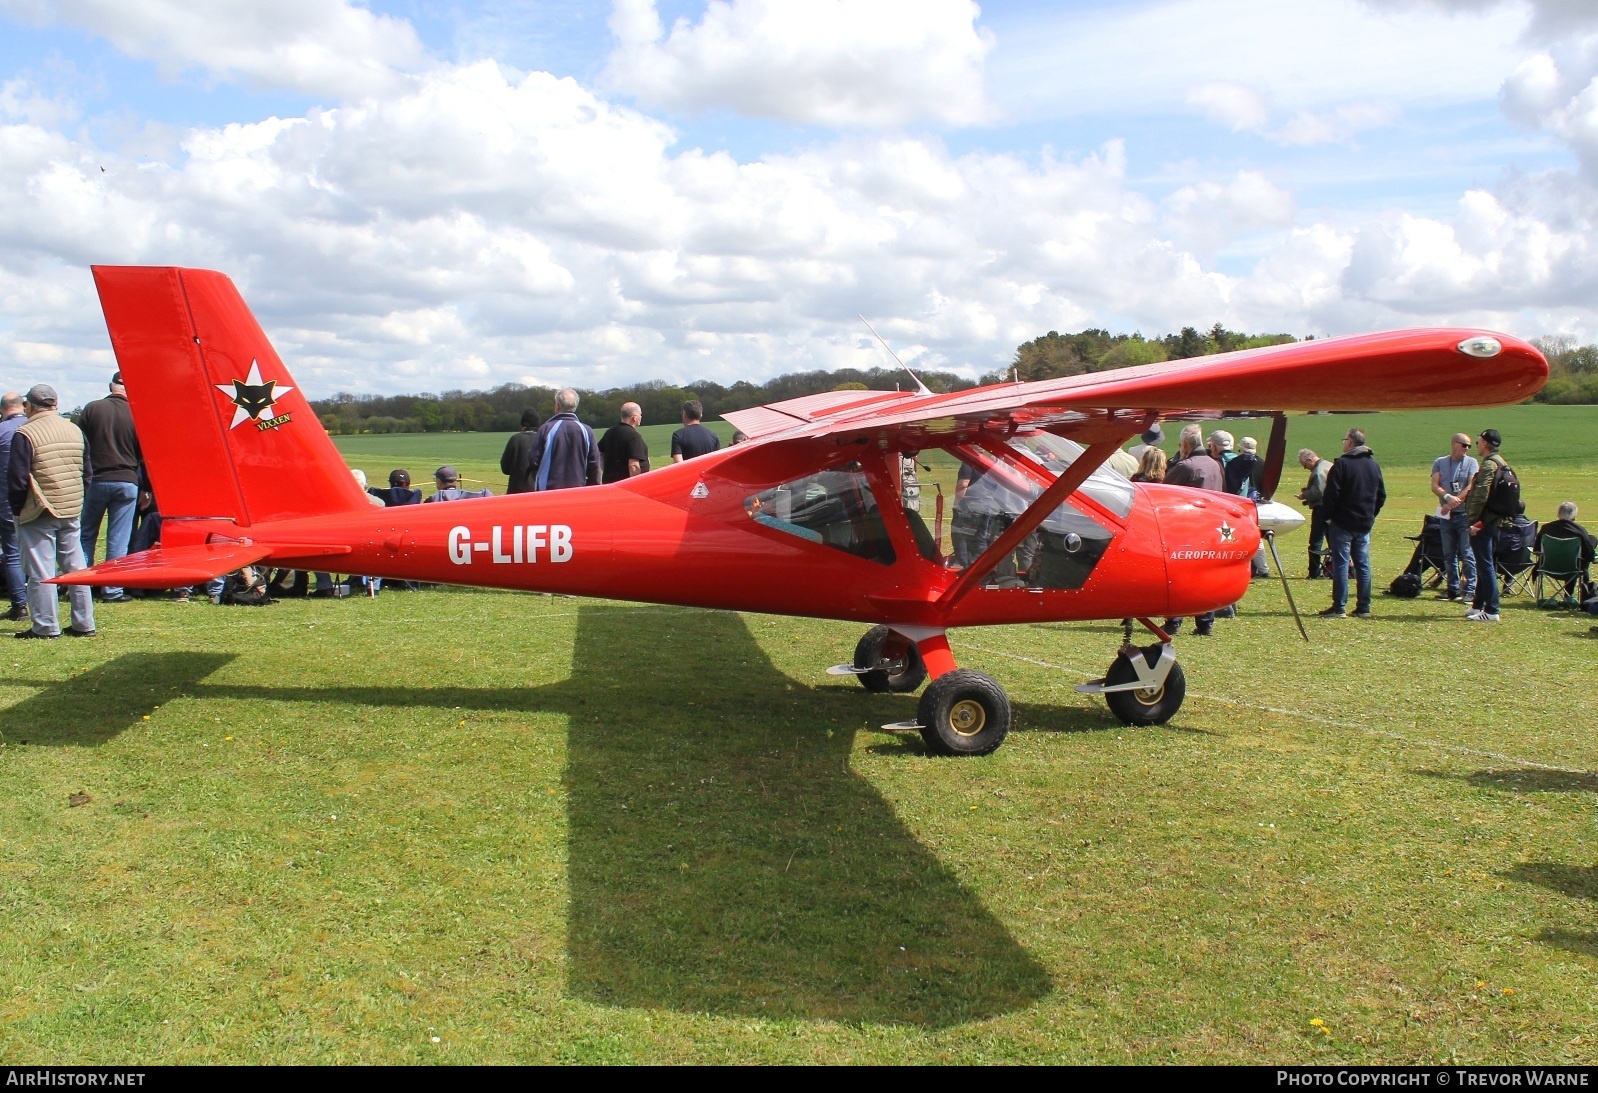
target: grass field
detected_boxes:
[3,407,1596,1063]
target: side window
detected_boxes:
[747,463,896,566]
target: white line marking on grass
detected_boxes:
[962,642,1593,776]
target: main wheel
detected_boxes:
[853,625,927,694]
[918,669,1011,756]
[1104,645,1186,726]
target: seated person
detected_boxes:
[1535,501,1596,569]
[368,469,423,507]
[424,465,491,502]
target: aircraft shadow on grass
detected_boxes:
[60,609,1052,1026]
[1415,770,1598,960]
[0,651,235,747]
[1501,863,1598,961]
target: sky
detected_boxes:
[2,0,1597,406]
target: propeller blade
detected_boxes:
[1265,530,1309,643]
[1259,411,1289,500]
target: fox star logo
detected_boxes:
[1218,521,1236,543]
[216,360,294,430]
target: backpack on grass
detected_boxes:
[1388,572,1422,598]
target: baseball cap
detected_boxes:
[1208,429,1234,452]
[24,384,57,407]
[434,465,458,481]
[111,371,123,385]
[1140,422,1163,445]
[389,469,411,487]
[1239,436,1258,454]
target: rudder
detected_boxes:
[92,266,365,527]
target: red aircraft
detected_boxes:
[59,266,1548,756]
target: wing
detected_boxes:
[721,329,1547,447]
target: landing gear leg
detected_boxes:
[1077,618,1186,726]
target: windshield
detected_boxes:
[1007,434,1135,520]
[949,444,1115,591]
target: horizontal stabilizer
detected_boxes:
[49,543,273,589]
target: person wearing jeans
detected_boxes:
[1431,433,1478,601]
[1464,429,1512,622]
[74,371,141,604]
[79,479,138,599]
[1326,522,1372,618]
[1317,427,1387,619]
[8,384,95,639]
[0,392,29,620]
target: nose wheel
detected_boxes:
[1076,619,1187,726]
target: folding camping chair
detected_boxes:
[1533,533,1591,608]
[1496,516,1538,598]
[1399,514,1448,589]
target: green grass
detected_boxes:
[5,407,1598,1062]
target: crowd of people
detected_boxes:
[1129,419,1592,630]
[5,369,1588,638]
[0,382,732,633]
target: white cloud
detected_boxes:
[1164,171,1295,257]
[0,0,427,98]
[996,0,1526,119]
[1186,83,1269,132]
[4,9,1598,407]
[603,0,993,127]
[1186,81,1397,145]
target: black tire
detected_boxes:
[1104,645,1186,726]
[918,669,1011,756]
[853,625,927,694]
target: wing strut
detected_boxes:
[939,439,1124,608]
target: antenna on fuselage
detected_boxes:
[859,315,932,397]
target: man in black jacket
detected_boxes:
[75,371,140,603]
[1318,428,1386,619]
[500,409,540,494]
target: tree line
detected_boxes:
[308,324,1597,434]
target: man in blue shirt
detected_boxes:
[529,389,601,491]
[0,393,26,620]
[670,400,721,463]
[1429,432,1478,602]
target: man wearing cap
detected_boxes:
[368,468,422,508]
[1226,436,1262,498]
[425,465,482,503]
[1126,423,1164,466]
[0,393,28,620]
[1162,423,1226,635]
[75,371,141,604]
[1463,428,1513,622]
[8,384,94,638]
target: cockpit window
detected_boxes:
[1007,433,1135,519]
[951,446,1114,591]
[747,463,895,566]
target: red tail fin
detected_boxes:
[92,266,365,527]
